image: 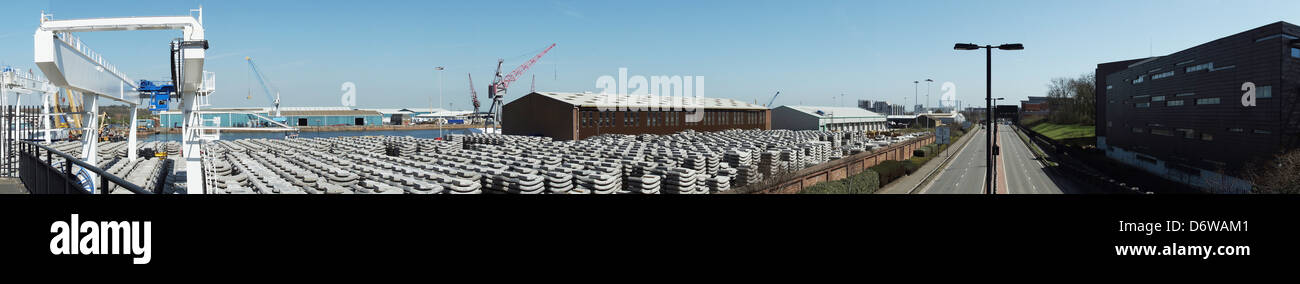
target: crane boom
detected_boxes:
[766,91,780,107]
[490,43,555,96]
[484,43,556,129]
[245,57,281,117]
[468,73,480,113]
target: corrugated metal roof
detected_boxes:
[777,105,886,119]
[415,111,474,117]
[531,92,767,110]
[776,105,886,124]
[371,108,444,114]
[280,110,381,116]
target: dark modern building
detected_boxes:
[503,92,770,141]
[1097,21,1300,192]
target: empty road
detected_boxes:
[921,128,989,194]
[921,125,1069,194]
[997,125,1066,194]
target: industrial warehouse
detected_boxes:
[1097,21,1300,192]
[502,92,770,140]
[771,105,888,131]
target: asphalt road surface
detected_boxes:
[921,128,989,194]
[997,125,1065,194]
[922,126,1068,194]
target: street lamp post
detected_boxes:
[954,43,1022,195]
[913,81,919,114]
[435,66,445,139]
[925,79,934,112]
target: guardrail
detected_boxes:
[18,140,153,194]
[1013,123,1150,194]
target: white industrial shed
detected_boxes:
[771,105,887,131]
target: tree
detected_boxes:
[1070,72,1097,124]
[1044,72,1097,125]
[1243,149,1300,193]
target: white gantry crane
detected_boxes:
[34,7,212,193]
[1,67,62,178]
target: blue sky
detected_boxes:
[1,0,1297,110]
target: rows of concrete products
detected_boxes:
[199,129,926,194]
[34,141,185,193]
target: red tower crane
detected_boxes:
[485,43,555,126]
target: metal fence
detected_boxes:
[1,105,41,177]
[18,140,152,194]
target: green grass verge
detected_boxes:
[1026,122,1095,147]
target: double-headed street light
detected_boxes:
[913,81,920,114]
[925,79,934,112]
[954,43,1022,195]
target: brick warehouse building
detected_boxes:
[503,92,769,141]
[1097,21,1300,192]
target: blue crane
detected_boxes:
[246,57,283,119]
[138,80,177,112]
[765,91,780,107]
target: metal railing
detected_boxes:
[18,140,153,194]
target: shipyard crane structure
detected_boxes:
[33,6,290,194]
[1,67,62,142]
[486,43,555,128]
[765,91,781,108]
[246,57,283,119]
[1,67,63,178]
[468,73,480,113]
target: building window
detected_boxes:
[1133,95,1150,99]
[1176,59,1196,66]
[1186,62,1213,73]
[1151,129,1173,136]
[1132,75,1147,84]
[1175,92,1196,97]
[1254,129,1272,135]
[1293,47,1300,58]
[1195,98,1220,105]
[1152,71,1175,80]
[1255,33,1299,42]
[1137,155,1158,165]
[1135,102,1150,108]
[1132,127,1145,133]
[1228,128,1244,133]
[1177,128,1195,139]
[1201,133,1213,141]
[1212,65,1236,71]
[1166,100,1184,106]
[1258,85,1272,98]
[1152,96,1165,102]
[1107,85,1113,90]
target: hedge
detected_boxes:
[871,160,908,185]
[800,169,882,194]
